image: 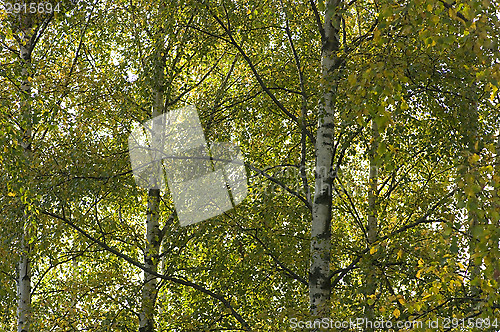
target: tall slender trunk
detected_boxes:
[365,120,379,328]
[139,47,164,332]
[17,231,31,332]
[17,10,34,332]
[140,188,161,332]
[309,0,342,321]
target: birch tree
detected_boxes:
[1,0,499,330]
[309,0,342,320]
[5,5,54,331]
[139,9,167,330]
[16,9,34,332]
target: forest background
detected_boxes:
[0,0,499,331]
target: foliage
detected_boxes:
[0,0,499,330]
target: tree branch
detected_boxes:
[203,1,316,144]
[40,210,251,331]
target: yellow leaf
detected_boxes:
[469,153,480,164]
[480,165,493,173]
[449,7,457,19]
[416,269,424,279]
[397,249,403,260]
[7,192,15,197]
[370,247,377,254]
[398,297,406,305]
[347,73,356,85]
[393,308,401,318]
[490,84,498,101]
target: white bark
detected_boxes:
[17,230,31,332]
[139,48,164,332]
[139,188,161,332]
[309,0,342,320]
[17,12,33,332]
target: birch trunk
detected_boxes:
[17,231,31,332]
[139,47,164,332]
[364,120,379,329]
[309,0,342,320]
[140,187,161,332]
[17,10,34,332]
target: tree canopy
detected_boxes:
[1,0,499,331]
